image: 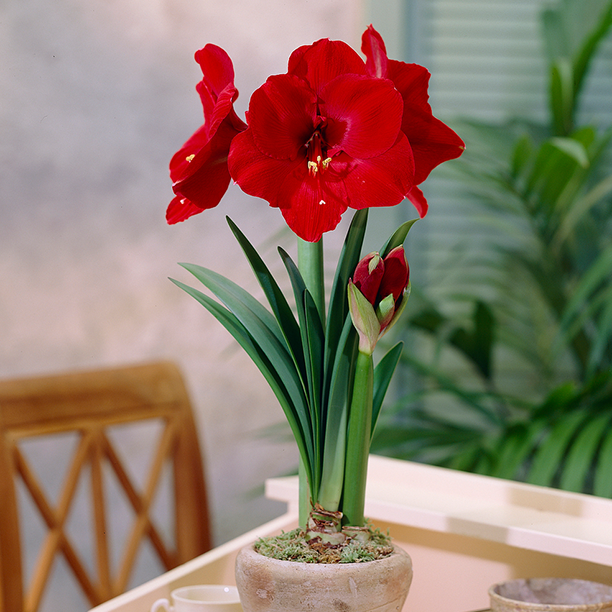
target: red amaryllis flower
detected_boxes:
[166,44,247,224]
[228,38,415,242]
[361,25,465,216]
[348,246,410,354]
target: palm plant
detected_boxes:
[373,0,612,496]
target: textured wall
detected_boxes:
[1,0,364,570]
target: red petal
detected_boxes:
[288,38,366,96]
[193,45,246,140]
[166,196,204,224]
[402,109,465,184]
[387,59,431,110]
[228,129,304,209]
[352,252,384,305]
[278,172,348,242]
[321,74,402,159]
[361,25,388,79]
[195,44,237,99]
[387,59,465,183]
[340,135,415,209]
[248,74,317,161]
[197,80,244,139]
[379,246,409,302]
[170,124,209,183]
[406,184,428,218]
[171,119,237,210]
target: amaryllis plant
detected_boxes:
[168,26,464,535]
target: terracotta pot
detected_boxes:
[235,543,413,612]
[489,578,612,612]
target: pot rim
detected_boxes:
[489,578,612,609]
[240,541,410,568]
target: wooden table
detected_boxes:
[90,456,612,612]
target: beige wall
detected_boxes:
[0,0,365,554]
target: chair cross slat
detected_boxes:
[15,431,103,611]
[113,419,180,592]
[91,428,112,600]
[100,427,177,579]
[0,361,212,612]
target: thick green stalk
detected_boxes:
[298,238,325,325]
[341,350,373,526]
[297,237,325,526]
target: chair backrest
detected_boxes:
[0,361,211,612]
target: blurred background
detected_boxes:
[1,0,611,609]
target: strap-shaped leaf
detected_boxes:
[325,210,368,376]
[170,278,315,484]
[303,288,325,484]
[380,218,419,258]
[371,342,403,436]
[180,263,286,348]
[177,265,314,463]
[278,247,323,417]
[226,217,306,381]
[317,317,358,510]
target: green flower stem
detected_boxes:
[341,349,373,527]
[298,455,310,528]
[297,237,325,526]
[298,238,325,325]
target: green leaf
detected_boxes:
[170,278,315,487]
[553,172,612,248]
[491,420,545,480]
[325,210,368,375]
[372,342,403,436]
[572,0,612,105]
[549,137,590,167]
[317,317,358,511]
[303,289,325,470]
[527,410,587,487]
[534,382,577,419]
[560,412,611,492]
[550,59,575,135]
[556,243,612,346]
[510,134,533,179]
[380,218,419,258]
[342,350,374,526]
[180,262,285,347]
[278,248,321,401]
[593,425,612,497]
[226,217,306,379]
[587,293,612,375]
[178,264,315,468]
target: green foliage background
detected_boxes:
[373,0,612,497]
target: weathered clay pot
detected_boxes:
[235,543,413,612]
[489,578,612,612]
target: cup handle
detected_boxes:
[151,597,172,612]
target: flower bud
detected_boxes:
[348,246,410,354]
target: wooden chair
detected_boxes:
[0,361,212,612]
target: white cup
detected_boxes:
[151,585,242,612]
